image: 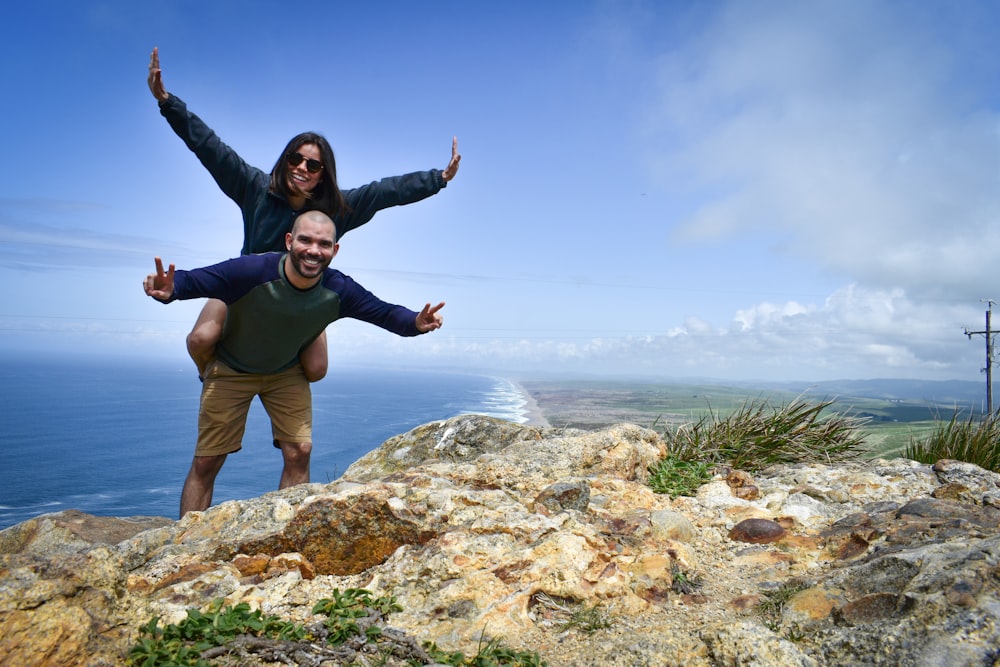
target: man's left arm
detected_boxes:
[415,302,445,332]
[337,275,444,336]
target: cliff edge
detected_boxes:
[2,415,1000,666]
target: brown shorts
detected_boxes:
[195,360,312,457]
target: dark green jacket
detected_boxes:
[158,94,447,254]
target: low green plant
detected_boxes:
[670,564,702,594]
[531,592,611,636]
[785,621,807,642]
[647,455,713,498]
[559,604,611,636]
[129,590,545,667]
[904,412,1000,471]
[755,582,808,632]
[312,587,402,644]
[127,599,306,667]
[128,589,404,666]
[534,592,611,635]
[425,629,547,666]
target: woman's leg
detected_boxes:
[186,299,226,379]
[299,330,329,382]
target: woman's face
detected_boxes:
[285,142,324,197]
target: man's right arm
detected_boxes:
[143,257,175,302]
[143,255,264,304]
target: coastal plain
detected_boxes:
[517,377,989,457]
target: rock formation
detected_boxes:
[2,415,1000,665]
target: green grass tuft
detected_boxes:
[648,456,714,498]
[425,628,548,666]
[755,582,809,635]
[904,413,1000,472]
[531,592,611,636]
[648,397,868,497]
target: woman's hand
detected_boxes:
[147,47,169,102]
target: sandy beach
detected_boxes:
[512,380,551,427]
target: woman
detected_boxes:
[148,47,461,381]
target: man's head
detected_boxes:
[284,211,339,287]
[269,132,347,217]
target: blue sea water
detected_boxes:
[0,356,530,530]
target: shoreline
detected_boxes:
[511,380,551,428]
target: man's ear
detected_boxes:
[285,232,293,251]
[331,242,340,259]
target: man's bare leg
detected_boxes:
[186,299,226,379]
[299,330,328,382]
[277,440,312,489]
[179,454,227,517]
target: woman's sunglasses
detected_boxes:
[286,151,324,174]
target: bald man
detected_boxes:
[145,211,444,516]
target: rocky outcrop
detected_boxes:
[2,415,1000,666]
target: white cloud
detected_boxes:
[647,0,1000,302]
[733,301,811,331]
[285,283,976,382]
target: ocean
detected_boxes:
[0,356,531,530]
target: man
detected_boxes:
[144,210,444,516]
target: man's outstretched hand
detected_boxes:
[144,257,175,301]
[416,302,445,332]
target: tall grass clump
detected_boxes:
[904,412,1000,472]
[649,397,868,497]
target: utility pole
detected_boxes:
[965,299,996,416]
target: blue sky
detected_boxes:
[2,0,1000,382]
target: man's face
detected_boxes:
[285,142,324,197]
[286,217,337,282]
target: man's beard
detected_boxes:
[289,250,328,280]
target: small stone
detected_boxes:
[837,592,909,625]
[729,518,785,544]
[729,594,763,611]
[932,482,979,504]
[533,481,591,514]
[733,485,760,501]
[232,553,270,577]
[726,469,756,489]
[650,509,694,542]
[835,533,871,560]
[945,579,980,606]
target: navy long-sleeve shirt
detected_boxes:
[163,253,422,374]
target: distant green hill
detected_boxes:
[741,378,988,408]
